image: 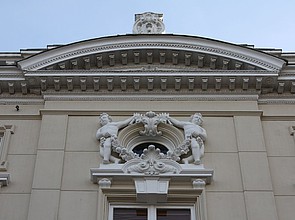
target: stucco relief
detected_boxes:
[96,112,207,170]
[167,113,207,165]
[122,145,182,175]
[133,12,165,34]
[133,111,169,136]
[96,113,135,164]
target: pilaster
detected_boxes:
[234,116,278,220]
[27,114,68,220]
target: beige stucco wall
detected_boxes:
[0,101,294,220]
[0,118,41,219]
[262,120,295,220]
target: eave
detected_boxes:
[17,34,286,72]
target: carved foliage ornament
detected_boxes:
[96,111,207,174]
[122,145,182,175]
[133,12,165,34]
[134,111,169,136]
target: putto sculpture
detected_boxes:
[96,113,135,164]
[96,112,207,168]
[167,113,207,165]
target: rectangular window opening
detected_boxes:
[111,206,194,220]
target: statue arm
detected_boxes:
[116,116,136,129]
[167,117,185,128]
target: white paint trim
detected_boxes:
[18,35,285,71]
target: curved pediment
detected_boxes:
[18,35,285,72]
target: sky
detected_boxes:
[1,0,295,52]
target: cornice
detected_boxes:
[24,69,278,77]
[39,109,262,117]
[0,115,41,120]
[0,75,25,80]
[0,98,44,105]
[258,98,295,105]
[1,69,294,96]
[18,35,285,71]
[42,93,259,102]
[262,116,295,121]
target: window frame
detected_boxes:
[109,204,196,220]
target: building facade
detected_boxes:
[0,12,295,220]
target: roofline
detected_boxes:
[17,34,286,71]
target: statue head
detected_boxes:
[99,113,112,126]
[190,113,203,125]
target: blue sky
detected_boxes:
[1,0,295,52]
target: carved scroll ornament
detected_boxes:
[96,111,207,170]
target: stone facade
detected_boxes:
[0,12,295,220]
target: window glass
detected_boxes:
[157,209,191,220]
[133,143,168,155]
[113,208,148,220]
[112,207,192,220]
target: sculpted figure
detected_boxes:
[96,113,134,164]
[168,113,207,165]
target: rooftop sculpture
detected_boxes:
[133,12,165,34]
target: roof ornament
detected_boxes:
[133,12,165,34]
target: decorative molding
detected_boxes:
[3,68,292,96]
[0,74,25,79]
[289,126,295,136]
[192,178,206,190]
[0,173,10,187]
[133,111,168,136]
[87,112,211,184]
[133,177,170,203]
[91,163,213,206]
[15,69,295,96]
[0,125,15,171]
[18,35,285,71]
[0,99,44,105]
[133,12,165,34]
[42,94,260,102]
[98,178,112,189]
[25,69,279,76]
[39,109,263,117]
[122,145,182,175]
[95,111,209,168]
[258,99,295,105]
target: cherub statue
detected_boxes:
[96,113,135,164]
[168,113,207,164]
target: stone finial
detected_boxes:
[133,12,165,34]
